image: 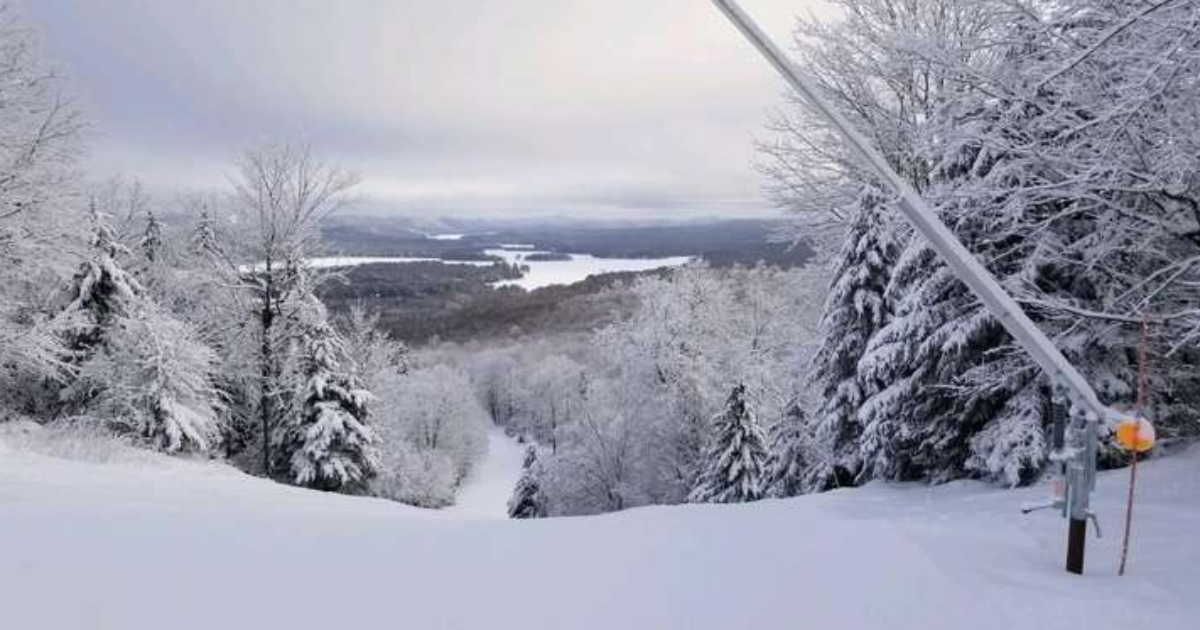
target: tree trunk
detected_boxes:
[259,274,275,477]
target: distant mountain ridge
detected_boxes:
[322,216,811,267]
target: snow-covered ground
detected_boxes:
[1,432,1197,630]
[485,248,693,290]
[445,427,527,518]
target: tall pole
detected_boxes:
[710,0,1114,573]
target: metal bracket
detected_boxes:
[1087,511,1103,538]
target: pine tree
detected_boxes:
[58,205,145,410]
[805,189,898,490]
[689,384,768,504]
[279,323,380,493]
[856,243,1018,483]
[136,207,186,308]
[849,5,1148,486]
[765,402,807,499]
[190,198,222,260]
[853,93,1038,483]
[55,205,225,453]
[140,210,163,265]
[233,144,357,476]
[508,446,547,519]
[63,203,145,354]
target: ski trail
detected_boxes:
[446,427,526,518]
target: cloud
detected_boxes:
[25,0,825,218]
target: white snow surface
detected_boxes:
[445,427,526,518]
[1,433,1198,630]
[485,248,693,291]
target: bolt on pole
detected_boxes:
[710,0,1115,574]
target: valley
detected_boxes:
[316,217,811,344]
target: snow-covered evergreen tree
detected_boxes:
[839,0,1200,485]
[765,401,807,499]
[855,241,1019,482]
[132,207,171,296]
[760,0,1020,489]
[57,206,146,411]
[233,143,357,475]
[279,323,379,493]
[188,195,224,261]
[805,190,898,490]
[689,385,769,504]
[62,204,145,355]
[139,210,163,265]
[508,446,547,519]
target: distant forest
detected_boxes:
[321,215,812,266]
[318,218,813,344]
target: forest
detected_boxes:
[2,0,1199,523]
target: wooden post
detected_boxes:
[1067,518,1087,575]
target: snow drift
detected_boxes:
[0,433,1196,630]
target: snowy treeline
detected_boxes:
[448,264,828,516]
[762,0,1200,489]
[0,6,488,505]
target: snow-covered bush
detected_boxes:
[73,304,224,454]
[0,418,159,466]
[371,364,489,507]
[372,440,459,508]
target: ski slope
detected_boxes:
[445,427,526,518]
[0,432,1197,630]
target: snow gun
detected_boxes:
[710,0,1118,575]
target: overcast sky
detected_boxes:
[26,0,825,218]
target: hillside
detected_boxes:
[1,430,1197,630]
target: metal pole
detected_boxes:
[710,0,1115,572]
[1064,403,1098,573]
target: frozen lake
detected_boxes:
[300,249,693,291]
[303,256,493,269]
[484,249,692,291]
